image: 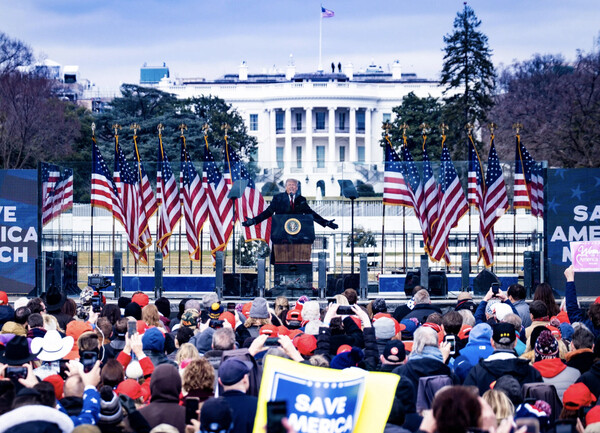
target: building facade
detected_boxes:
[150,60,446,197]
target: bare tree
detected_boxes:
[0,32,33,74]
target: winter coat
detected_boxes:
[577,361,600,398]
[532,358,581,401]
[453,338,495,382]
[565,281,600,337]
[138,364,186,433]
[464,351,543,395]
[512,299,532,328]
[392,355,460,394]
[566,348,597,374]
[402,304,442,325]
[221,390,258,433]
[0,405,74,433]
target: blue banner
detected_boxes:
[0,170,38,294]
[547,168,600,295]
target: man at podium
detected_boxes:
[242,178,338,229]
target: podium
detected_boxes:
[269,214,316,297]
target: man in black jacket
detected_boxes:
[242,178,338,229]
[218,358,258,433]
[402,290,442,324]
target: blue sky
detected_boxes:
[1,1,598,90]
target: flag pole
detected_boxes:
[112,124,121,270]
[381,122,392,275]
[401,123,409,273]
[318,6,323,72]
[466,124,474,272]
[179,124,188,273]
[130,123,141,274]
[157,124,164,256]
[512,124,523,274]
[91,123,96,273]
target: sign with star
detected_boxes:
[547,168,600,294]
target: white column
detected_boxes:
[328,107,336,171]
[365,108,372,165]
[305,107,313,173]
[269,109,276,171]
[349,107,357,162]
[284,108,292,174]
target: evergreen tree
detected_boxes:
[441,4,495,159]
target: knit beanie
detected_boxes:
[98,385,123,425]
[301,301,320,322]
[374,317,396,339]
[372,298,387,314]
[330,347,364,369]
[249,297,269,319]
[142,327,165,353]
[124,302,142,321]
[534,330,558,362]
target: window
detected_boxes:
[339,112,346,130]
[316,146,325,168]
[357,146,365,162]
[276,111,284,131]
[295,112,302,131]
[276,147,284,169]
[249,114,258,131]
[316,112,326,130]
[296,146,302,168]
[339,146,346,162]
[382,113,391,124]
[356,111,365,132]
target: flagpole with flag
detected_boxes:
[91,124,95,272]
[319,5,334,71]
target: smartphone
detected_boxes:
[5,367,27,381]
[127,320,137,337]
[185,397,200,425]
[266,400,288,433]
[443,334,456,355]
[337,306,355,315]
[227,302,236,312]
[81,351,98,373]
[555,420,576,433]
[265,337,280,347]
[209,319,224,329]
[491,282,500,295]
[91,294,103,313]
[516,417,540,433]
[59,360,69,379]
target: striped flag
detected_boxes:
[180,137,208,260]
[204,144,233,254]
[91,137,124,226]
[51,169,72,219]
[157,138,181,258]
[422,144,439,253]
[514,137,544,218]
[132,137,157,263]
[225,142,271,245]
[480,137,509,267]
[41,163,60,226]
[429,142,468,263]
[60,168,73,213]
[467,136,486,263]
[401,146,428,252]
[383,139,412,207]
[321,6,334,18]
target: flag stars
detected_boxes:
[571,184,584,200]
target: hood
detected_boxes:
[193,328,215,354]
[480,357,537,381]
[532,358,567,378]
[150,364,182,403]
[459,343,494,366]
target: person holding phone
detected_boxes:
[473,286,519,326]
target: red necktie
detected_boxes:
[290,194,294,210]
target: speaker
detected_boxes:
[223,273,258,298]
[473,269,500,296]
[325,273,360,297]
[403,271,448,297]
[63,252,79,295]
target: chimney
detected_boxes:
[392,60,402,80]
[345,63,354,80]
[239,61,248,81]
[286,54,296,80]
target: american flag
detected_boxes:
[225,142,271,246]
[133,138,158,263]
[91,138,124,227]
[480,138,509,267]
[467,136,486,264]
[401,145,428,253]
[157,139,181,258]
[514,137,544,218]
[204,144,233,254]
[41,162,60,226]
[321,6,334,18]
[429,143,468,263]
[179,137,208,260]
[383,139,412,207]
[51,168,73,220]
[60,168,73,213]
[114,143,144,262]
[422,144,439,253]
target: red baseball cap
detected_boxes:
[277,326,290,336]
[0,291,8,306]
[337,344,352,355]
[44,374,64,400]
[564,383,597,410]
[288,329,303,340]
[219,312,236,330]
[286,309,302,322]
[295,333,317,356]
[586,405,600,425]
[556,311,570,324]
[116,379,143,400]
[131,292,149,308]
[349,316,362,330]
[242,302,252,319]
[259,324,279,337]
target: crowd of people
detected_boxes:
[0,265,599,433]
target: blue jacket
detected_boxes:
[474,299,518,325]
[57,386,101,426]
[565,281,600,337]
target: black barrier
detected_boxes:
[223,273,258,298]
[326,273,360,297]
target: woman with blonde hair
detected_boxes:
[482,389,515,424]
[142,304,161,328]
[175,342,200,369]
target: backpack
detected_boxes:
[416,375,453,413]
